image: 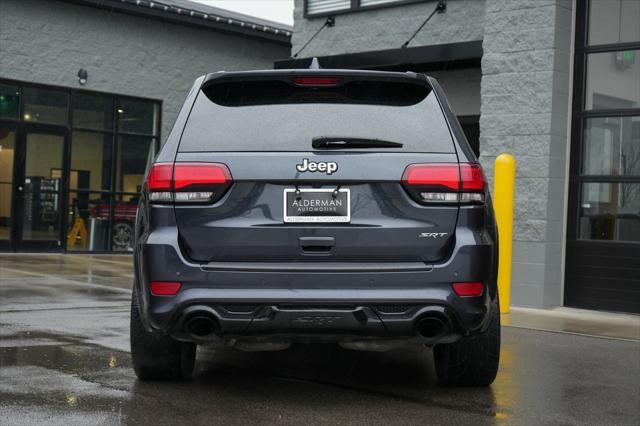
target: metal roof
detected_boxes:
[66,0,292,45]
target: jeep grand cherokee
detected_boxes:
[130,69,500,386]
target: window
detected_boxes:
[183,80,453,153]
[0,79,160,252]
[306,0,425,17]
[569,2,640,243]
[579,182,640,241]
[0,129,16,240]
[116,135,154,193]
[73,93,113,130]
[70,131,113,191]
[116,99,158,135]
[22,87,68,125]
[582,116,640,177]
[588,0,640,46]
[585,50,640,110]
[0,84,20,120]
[307,0,350,15]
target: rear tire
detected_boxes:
[130,285,196,381]
[433,299,500,386]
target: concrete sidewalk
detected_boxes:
[504,306,640,341]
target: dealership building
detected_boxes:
[0,0,639,314]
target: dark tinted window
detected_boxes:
[205,80,430,107]
[117,99,158,135]
[180,79,453,153]
[23,87,68,125]
[73,93,113,130]
[0,84,20,119]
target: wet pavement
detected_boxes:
[1,255,639,425]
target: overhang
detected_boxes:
[274,40,482,70]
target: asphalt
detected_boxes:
[1,255,639,425]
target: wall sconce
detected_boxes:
[77,69,88,85]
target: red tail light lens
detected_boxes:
[402,164,460,191]
[150,281,182,296]
[460,163,486,192]
[146,162,232,204]
[147,163,173,191]
[401,163,486,204]
[452,282,485,297]
[292,76,342,86]
[173,163,231,191]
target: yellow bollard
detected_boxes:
[493,154,516,314]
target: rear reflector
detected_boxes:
[452,282,485,297]
[147,162,232,204]
[401,163,486,204]
[150,281,182,296]
[292,76,342,86]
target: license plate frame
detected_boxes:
[283,188,351,223]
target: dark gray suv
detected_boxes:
[130,69,500,386]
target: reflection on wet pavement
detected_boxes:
[1,254,640,425]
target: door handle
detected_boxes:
[299,236,335,254]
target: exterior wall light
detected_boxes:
[77,69,88,85]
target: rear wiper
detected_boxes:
[312,137,403,150]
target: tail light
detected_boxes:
[147,162,232,204]
[452,282,485,297]
[401,163,486,204]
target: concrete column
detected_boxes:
[479,0,573,307]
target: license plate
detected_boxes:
[283,188,350,223]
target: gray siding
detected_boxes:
[0,0,289,140]
[292,0,485,57]
[479,0,573,307]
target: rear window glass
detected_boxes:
[204,80,429,107]
[179,78,454,153]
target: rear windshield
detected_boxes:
[179,78,454,153]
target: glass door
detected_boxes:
[565,0,640,313]
[12,127,68,251]
[0,124,17,250]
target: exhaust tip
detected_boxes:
[185,315,219,339]
[415,316,447,339]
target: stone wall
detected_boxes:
[479,0,573,307]
[292,0,485,57]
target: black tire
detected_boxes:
[130,286,196,381]
[434,299,500,386]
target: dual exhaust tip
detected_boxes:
[184,311,449,341]
[184,314,219,340]
[415,315,449,340]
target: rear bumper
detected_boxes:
[136,223,497,345]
